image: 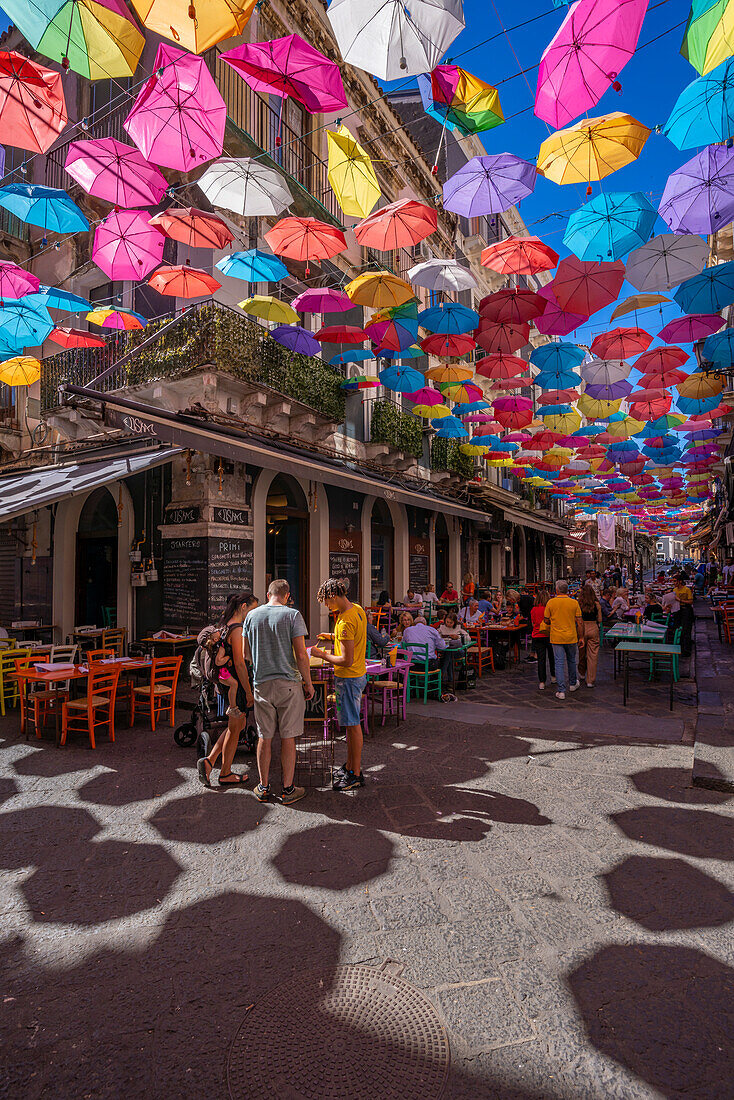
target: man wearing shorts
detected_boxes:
[243,578,314,804]
[311,577,367,791]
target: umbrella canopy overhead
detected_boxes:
[535,283,588,336]
[0,355,41,386]
[480,235,558,275]
[658,313,725,342]
[408,258,477,292]
[420,333,476,357]
[674,259,734,312]
[131,0,256,53]
[32,286,91,312]
[530,342,585,372]
[537,112,650,186]
[124,43,226,171]
[379,364,425,392]
[681,0,734,75]
[591,327,652,358]
[443,153,537,216]
[659,144,734,234]
[535,0,648,128]
[346,271,414,309]
[2,0,144,80]
[0,184,87,233]
[480,288,547,323]
[419,302,478,334]
[664,55,734,148]
[430,64,503,134]
[551,256,625,315]
[326,124,380,218]
[0,300,54,346]
[354,199,437,250]
[265,217,346,275]
[221,34,347,114]
[0,262,40,299]
[475,320,529,354]
[0,51,68,154]
[150,207,233,250]
[291,288,353,313]
[624,232,709,292]
[215,250,288,282]
[611,292,670,319]
[87,307,146,330]
[581,357,630,386]
[93,209,165,280]
[148,265,221,298]
[64,137,168,207]
[49,326,105,349]
[327,0,465,81]
[563,191,657,261]
[197,157,292,218]
[239,296,298,324]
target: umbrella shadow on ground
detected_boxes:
[630,765,733,805]
[149,791,273,845]
[611,806,734,860]
[0,890,564,1100]
[271,822,395,890]
[0,804,183,925]
[77,765,185,807]
[602,855,734,931]
[0,775,18,805]
[567,944,734,1099]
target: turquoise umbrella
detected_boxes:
[563,191,658,261]
[0,300,54,345]
[215,249,288,282]
[452,400,491,414]
[28,285,92,312]
[379,364,425,391]
[433,415,469,438]
[663,56,734,148]
[703,327,734,366]
[533,369,582,390]
[418,301,479,334]
[329,349,374,366]
[0,184,88,233]
[530,342,585,372]
[675,259,734,312]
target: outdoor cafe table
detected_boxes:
[16,657,153,746]
[484,622,525,663]
[6,624,58,643]
[308,655,411,731]
[606,622,668,677]
[141,634,198,656]
[615,641,681,711]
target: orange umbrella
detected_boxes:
[0,51,68,153]
[480,235,558,275]
[354,198,437,250]
[148,265,221,297]
[148,207,233,249]
[265,216,346,275]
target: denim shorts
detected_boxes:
[335,674,367,726]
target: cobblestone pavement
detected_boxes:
[1,617,734,1099]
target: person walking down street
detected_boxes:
[544,581,582,701]
[673,572,694,659]
[530,588,555,690]
[197,592,255,789]
[311,577,368,792]
[577,583,602,688]
[243,579,314,805]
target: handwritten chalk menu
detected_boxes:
[208,537,254,619]
[328,552,360,597]
[409,537,429,590]
[163,537,208,629]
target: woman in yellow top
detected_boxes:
[673,573,694,659]
[311,577,367,791]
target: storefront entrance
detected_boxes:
[371,499,394,602]
[265,475,309,614]
[75,488,118,627]
[435,513,449,596]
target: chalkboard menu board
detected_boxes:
[328,552,360,598]
[208,537,254,619]
[212,505,248,526]
[163,537,208,630]
[166,505,199,525]
[409,553,429,591]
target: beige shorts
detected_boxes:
[253,678,305,740]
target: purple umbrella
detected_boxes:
[269,324,321,355]
[534,283,588,337]
[291,288,353,313]
[659,144,734,234]
[584,379,634,401]
[443,153,537,217]
[658,314,725,343]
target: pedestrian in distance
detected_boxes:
[311,576,368,791]
[577,583,601,688]
[242,579,314,805]
[543,580,583,701]
[530,588,555,690]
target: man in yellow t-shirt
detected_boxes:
[543,580,583,701]
[311,577,367,791]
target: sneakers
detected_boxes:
[569,681,580,692]
[332,769,365,791]
[555,691,566,700]
[281,785,306,805]
[538,682,545,690]
[333,763,348,780]
[254,783,270,802]
[586,681,594,688]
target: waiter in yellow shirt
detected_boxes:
[311,577,368,791]
[543,580,583,702]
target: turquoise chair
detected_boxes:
[649,627,682,682]
[404,642,442,703]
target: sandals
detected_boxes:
[197,758,213,788]
[218,771,248,787]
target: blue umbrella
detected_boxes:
[270,325,321,355]
[470,433,502,446]
[27,285,92,312]
[0,184,88,233]
[533,370,582,390]
[452,400,492,415]
[376,344,424,360]
[379,364,425,391]
[677,393,722,414]
[563,192,658,261]
[674,260,734,312]
[703,327,734,366]
[418,302,479,334]
[536,403,574,417]
[0,300,54,346]
[573,423,604,436]
[329,349,375,366]
[530,342,585,372]
[216,249,288,282]
[434,415,469,438]
[663,57,734,149]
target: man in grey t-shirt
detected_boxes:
[243,579,314,805]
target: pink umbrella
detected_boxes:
[64,138,168,207]
[124,43,226,172]
[93,209,165,280]
[534,283,588,336]
[535,0,648,128]
[0,261,39,298]
[291,288,353,313]
[657,314,726,343]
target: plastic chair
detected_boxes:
[369,651,412,726]
[61,665,121,748]
[0,647,31,716]
[404,642,442,703]
[649,627,682,682]
[129,655,182,731]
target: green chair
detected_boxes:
[649,627,682,682]
[101,606,116,628]
[0,647,32,716]
[404,642,442,703]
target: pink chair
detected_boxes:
[369,651,412,727]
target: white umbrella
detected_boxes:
[581,357,630,385]
[328,0,465,81]
[408,257,477,293]
[196,157,292,217]
[624,232,709,293]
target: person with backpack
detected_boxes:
[197,592,256,789]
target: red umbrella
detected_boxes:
[49,327,105,349]
[148,208,233,250]
[0,51,68,154]
[421,333,476,357]
[480,235,558,275]
[634,345,689,373]
[355,198,436,250]
[479,288,547,324]
[535,282,587,336]
[474,320,529,354]
[265,216,346,275]
[552,257,625,315]
[147,265,221,298]
[590,327,651,359]
[637,369,688,388]
[315,324,367,343]
[475,353,527,379]
[630,395,672,419]
[494,407,534,430]
[488,376,533,390]
[538,388,580,406]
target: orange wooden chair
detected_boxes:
[61,665,121,748]
[86,648,115,663]
[16,654,70,739]
[466,625,494,676]
[129,655,182,731]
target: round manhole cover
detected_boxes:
[227,963,450,1099]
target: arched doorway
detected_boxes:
[76,487,119,626]
[435,513,449,596]
[371,499,394,601]
[265,475,309,612]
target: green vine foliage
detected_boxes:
[370,398,423,458]
[431,437,476,479]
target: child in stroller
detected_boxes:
[174,624,257,757]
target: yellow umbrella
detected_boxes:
[412,402,451,418]
[346,271,415,309]
[577,394,623,419]
[523,475,554,486]
[460,443,489,455]
[611,294,670,320]
[441,382,482,402]
[131,0,257,53]
[425,364,473,384]
[486,457,514,467]
[0,356,41,386]
[537,112,651,186]
[238,296,298,324]
[544,409,582,434]
[327,124,381,218]
[605,416,645,438]
[676,372,723,399]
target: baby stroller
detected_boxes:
[174,626,257,758]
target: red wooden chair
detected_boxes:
[61,665,121,748]
[466,626,494,676]
[129,655,182,730]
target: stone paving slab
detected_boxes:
[693,612,734,792]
